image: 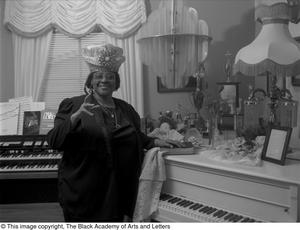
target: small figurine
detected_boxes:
[224,51,232,81]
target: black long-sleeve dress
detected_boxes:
[47,95,155,222]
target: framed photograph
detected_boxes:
[292,37,300,86]
[261,126,292,165]
[217,82,240,114]
[291,76,300,86]
[23,111,41,135]
[218,114,243,131]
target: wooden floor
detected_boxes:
[0,202,64,222]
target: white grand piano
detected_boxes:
[153,151,300,222]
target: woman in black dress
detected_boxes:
[47,44,181,222]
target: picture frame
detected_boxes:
[218,114,243,131]
[291,76,300,86]
[216,82,240,117]
[291,37,300,86]
[157,76,196,93]
[23,111,41,135]
[261,125,292,165]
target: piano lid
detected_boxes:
[164,151,300,185]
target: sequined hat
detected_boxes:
[82,44,125,73]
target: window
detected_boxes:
[39,31,106,110]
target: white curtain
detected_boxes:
[5,0,148,115]
[106,34,144,116]
[12,30,53,101]
[4,0,147,38]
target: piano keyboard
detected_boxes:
[0,150,61,161]
[0,135,62,173]
[0,161,58,172]
[155,193,260,222]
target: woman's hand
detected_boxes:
[154,139,185,148]
[70,94,99,125]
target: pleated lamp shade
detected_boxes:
[233,1,300,78]
[234,1,300,128]
[136,0,211,89]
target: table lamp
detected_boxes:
[233,0,300,127]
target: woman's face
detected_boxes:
[91,71,116,96]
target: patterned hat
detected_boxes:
[82,44,125,72]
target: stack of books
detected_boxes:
[161,142,195,155]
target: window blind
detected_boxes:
[39,32,106,110]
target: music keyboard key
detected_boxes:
[183,201,194,208]
[157,193,260,222]
[228,214,239,222]
[225,214,234,222]
[213,210,222,217]
[177,200,188,206]
[199,206,209,213]
[191,204,203,210]
[188,203,197,209]
[233,215,244,222]
[170,198,182,204]
[167,197,178,203]
[217,211,228,218]
[160,194,172,201]
[207,208,217,215]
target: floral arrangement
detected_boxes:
[200,90,221,121]
[237,123,267,144]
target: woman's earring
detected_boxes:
[88,87,93,95]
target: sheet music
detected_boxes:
[9,96,33,135]
[30,102,45,111]
[0,102,19,135]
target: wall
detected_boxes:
[144,0,255,119]
[0,0,255,117]
[0,0,14,102]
